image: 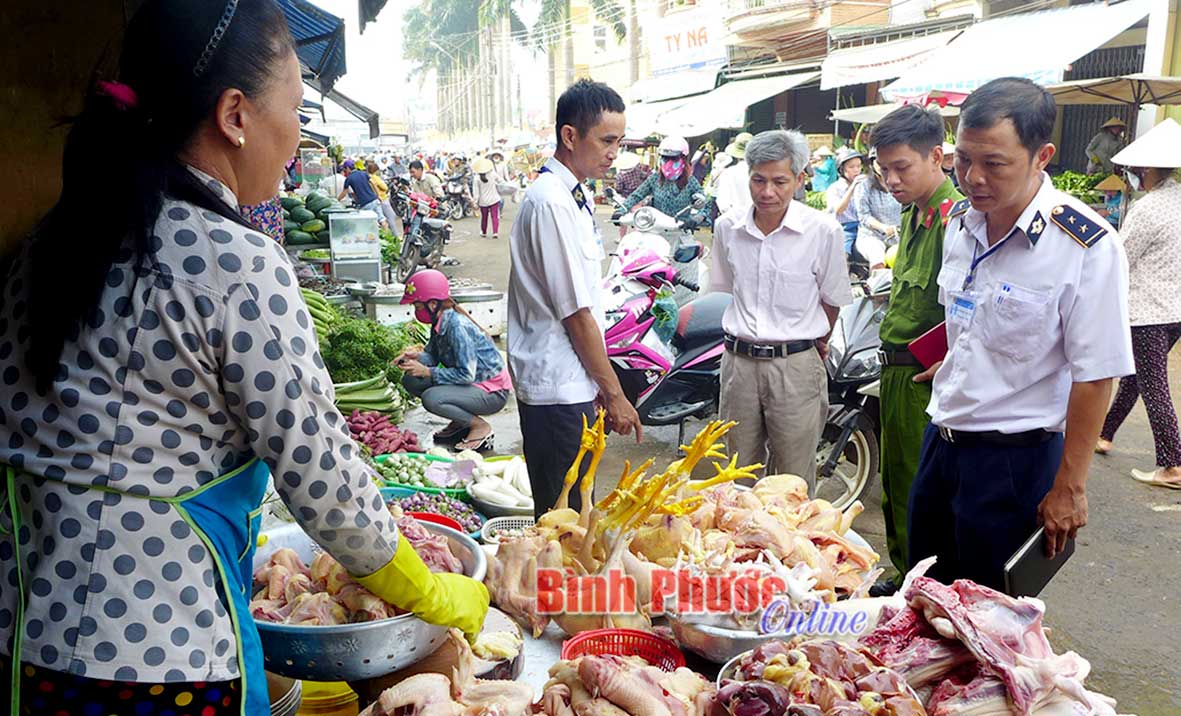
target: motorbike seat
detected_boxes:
[673,292,730,353]
[423,218,448,230]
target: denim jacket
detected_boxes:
[420,309,506,386]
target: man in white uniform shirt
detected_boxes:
[508,79,641,517]
[709,130,852,491]
[909,78,1134,590]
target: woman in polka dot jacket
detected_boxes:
[0,1,487,714]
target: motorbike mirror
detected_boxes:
[691,192,708,210]
[673,242,703,263]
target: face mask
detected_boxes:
[662,158,685,180]
[414,305,435,325]
[1125,171,1141,192]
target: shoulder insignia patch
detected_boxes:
[948,198,971,218]
[1026,211,1046,245]
[1049,204,1107,248]
[938,198,957,227]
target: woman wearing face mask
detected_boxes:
[396,270,511,452]
[1095,119,1181,488]
[621,135,703,217]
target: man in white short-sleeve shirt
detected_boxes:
[709,130,852,491]
[508,79,641,517]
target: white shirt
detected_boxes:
[709,202,853,342]
[826,177,858,224]
[1122,177,1181,326]
[508,158,604,405]
[474,173,501,208]
[714,161,752,214]
[928,174,1134,433]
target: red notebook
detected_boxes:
[908,321,948,370]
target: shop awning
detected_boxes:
[1045,73,1181,107]
[820,30,961,91]
[655,71,819,137]
[358,0,388,33]
[881,0,1153,101]
[280,0,348,93]
[628,69,719,104]
[626,98,692,139]
[829,102,959,124]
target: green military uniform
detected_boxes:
[878,177,962,577]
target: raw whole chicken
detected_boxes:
[539,655,716,716]
[359,629,533,716]
[249,532,461,625]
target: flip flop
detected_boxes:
[1130,468,1181,489]
[456,432,494,453]
[433,425,468,444]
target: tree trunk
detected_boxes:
[564,12,575,87]
[500,16,511,131]
[548,45,557,120]
[629,0,640,85]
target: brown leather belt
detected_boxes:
[878,349,921,367]
[936,426,1055,447]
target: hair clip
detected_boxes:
[96,81,139,111]
[193,0,240,77]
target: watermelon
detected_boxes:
[301,219,326,234]
[306,193,332,215]
[316,230,331,242]
[285,230,316,245]
[283,219,301,233]
[289,206,315,224]
[282,208,290,219]
[279,196,303,211]
[319,206,349,220]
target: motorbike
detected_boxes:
[815,269,892,508]
[603,244,731,446]
[391,176,452,282]
[604,188,710,310]
[440,171,475,221]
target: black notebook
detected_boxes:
[1003,527,1075,598]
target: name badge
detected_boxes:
[948,292,977,328]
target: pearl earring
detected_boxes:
[237,136,246,147]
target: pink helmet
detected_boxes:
[400,269,451,304]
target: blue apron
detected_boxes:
[2,458,273,716]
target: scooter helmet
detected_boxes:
[658,136,690,159]
[836,147,864,172]
[400,269,451,305]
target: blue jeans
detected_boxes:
[841,221,859,254]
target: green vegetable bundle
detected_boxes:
[1052,171,1104,204]
[380,227,402,267]
[806,191,827,211]
[335,373,404,418]
[300,288,338,343]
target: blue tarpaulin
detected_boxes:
[279,0,347,93]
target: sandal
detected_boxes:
[456,432,494,453]
[433,424,469,444]
[1131,468,1181,489]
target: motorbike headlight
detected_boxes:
[841,347,880,380]
[633,207,657,232]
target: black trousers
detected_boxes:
[908,423,1064,591]
[518,400,596,518]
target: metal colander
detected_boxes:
[252,522,486,682]
[480,516,536,544]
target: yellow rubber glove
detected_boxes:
[356,534,490,642]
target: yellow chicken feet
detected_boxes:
[554,412,607,512]
[690,455,765,491]
[577,412,608,530]
[671,420,736,477]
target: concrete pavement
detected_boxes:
[416,197,1181,716]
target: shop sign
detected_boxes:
[647,7,727,76]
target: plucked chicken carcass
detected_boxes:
[485,416,760,637]
[539,655,716,716]
[359,629,533,716]
[249,530,462,625]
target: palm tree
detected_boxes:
[402,1,481,134]
[531,0,627,117]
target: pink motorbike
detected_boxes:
[604,245,730,444]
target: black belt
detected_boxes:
[936,426,1055,447]
[878,349,921,367]
[724,335,814,359]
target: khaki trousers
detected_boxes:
[719,347,827,493]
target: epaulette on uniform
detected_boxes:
[1049,204,1107,248]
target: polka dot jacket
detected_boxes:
[0,167,399,683]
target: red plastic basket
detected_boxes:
[560,629,686,671]
[408,512,465,533]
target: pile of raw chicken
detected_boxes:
[485,416,879,637]
[710,558,1132,716]
[250,507,461,625]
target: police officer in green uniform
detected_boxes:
[867,105,961,595]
